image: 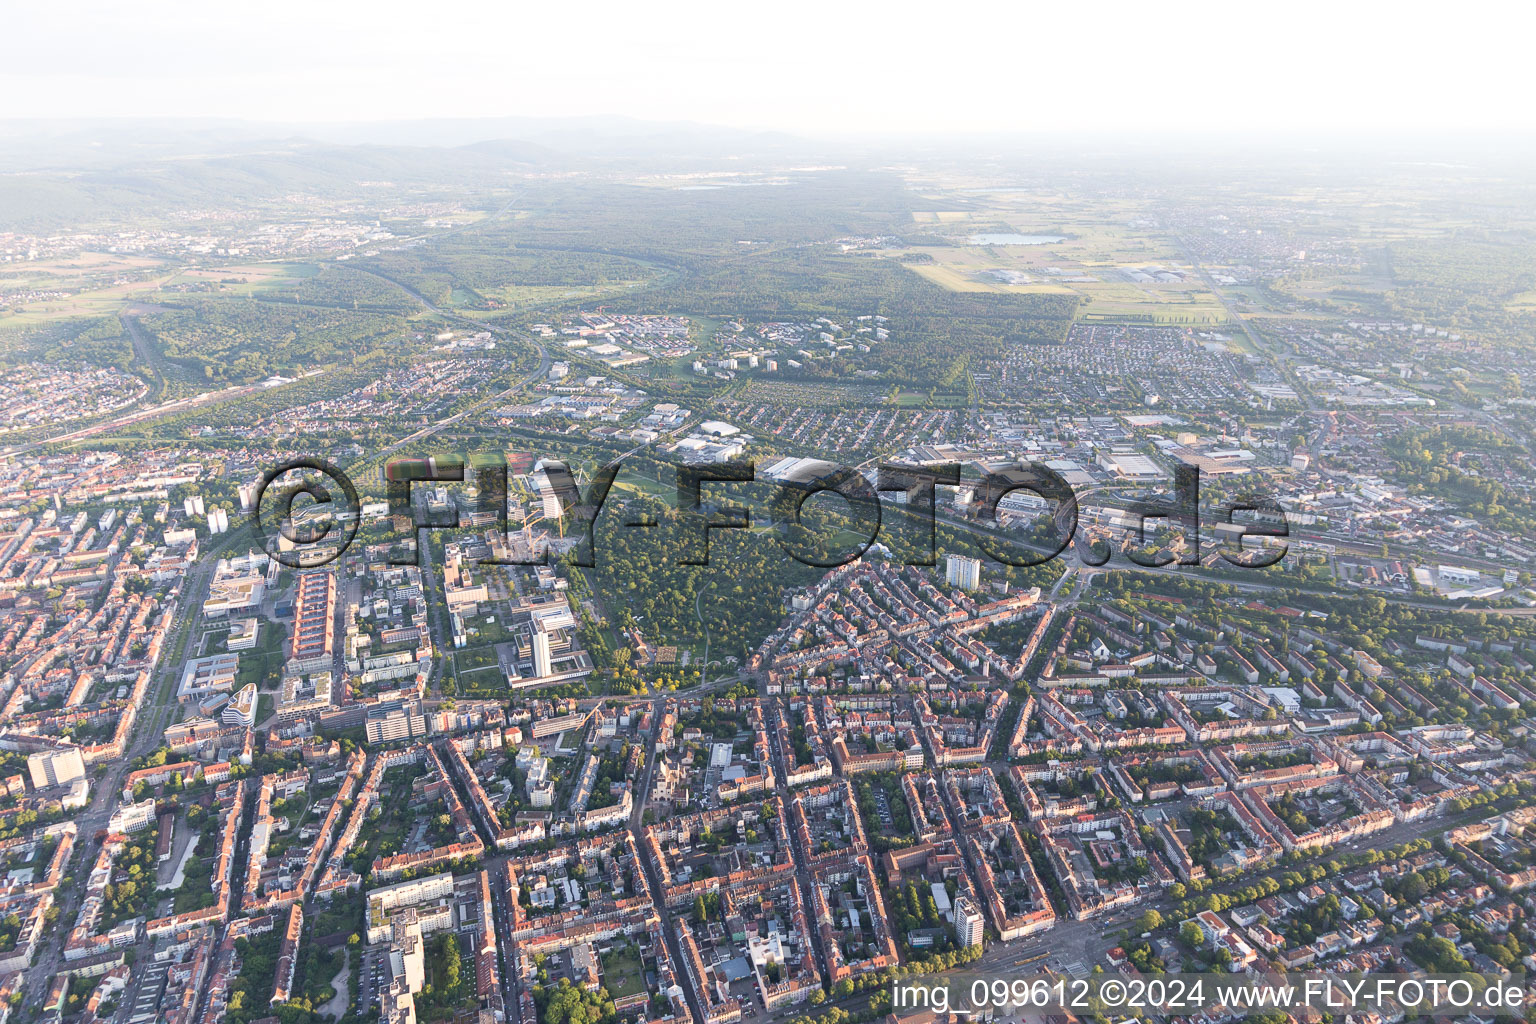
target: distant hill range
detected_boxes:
[0,115,824,230]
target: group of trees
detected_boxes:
[1389,865,1450,904]
[1447,779,1526,814]
[533,977,617,1024]
[1184,808,1238,869]
[1120,935,1166,973]
[888,880,947,942]
[1171,838,1435,922]
[0,912,22,954]
[587,749,630,810]
[1283,893,1346,947]
[99,826,162,928]
[1404,933,1471,974]
[168,830,220,912]
[1269,792,1318,835]
[226,931,302,1024]
[417,933,472,1019]
[692,891,724,922]
[1467,918,1525,969]
[675,697,750,738]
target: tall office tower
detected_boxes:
[532,625,553,678]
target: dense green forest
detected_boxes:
[361,246,663,310]
[0,315,139,372]
[139,299,414,382]
[276,264,423,314]
[591,494,825,660]
[477,174,914,262]
[1384,234,1536,336]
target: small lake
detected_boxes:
[968,233,1065,246]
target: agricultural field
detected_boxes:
[0,251,174,322]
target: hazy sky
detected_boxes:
[6,1,1532,136]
